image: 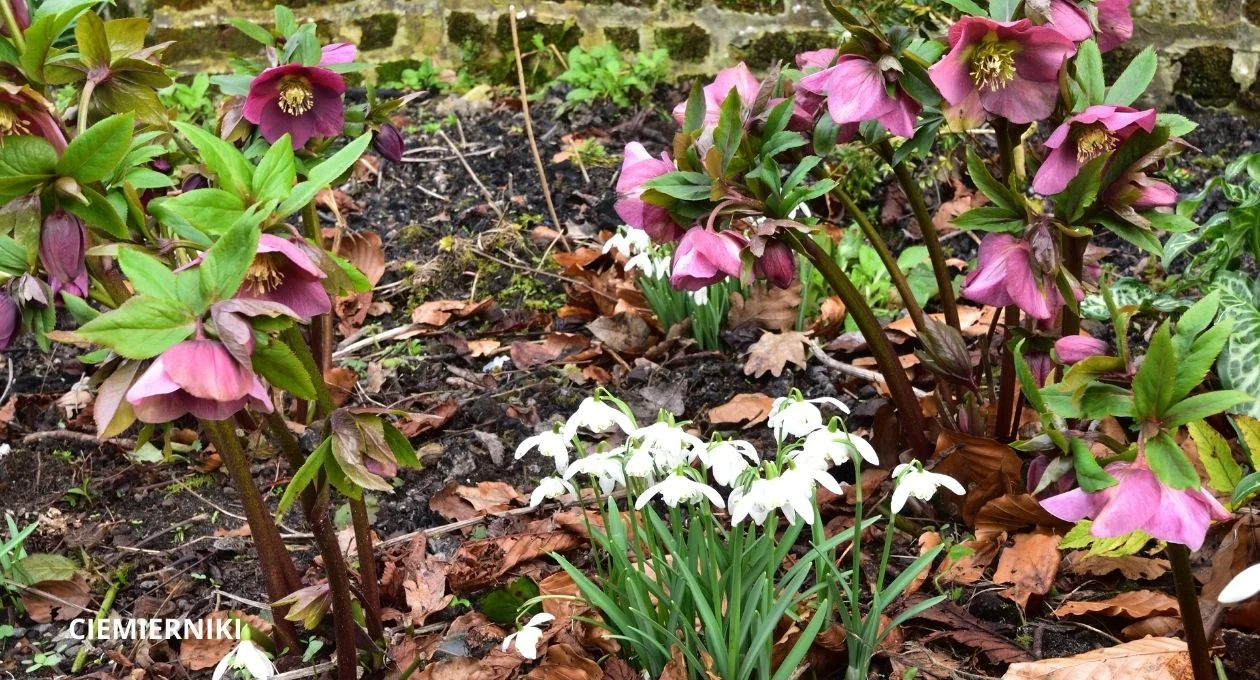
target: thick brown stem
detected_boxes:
[993,306,1020,442]
[308,486,362,680]
[880,141,959,330]
[787,231,933,461]
[829,185,927,334]
[1060,234,1089,338]
[1169,543,1214,680]
[302,201,333,381]
[348,497,384,641]
[201,419,302,653]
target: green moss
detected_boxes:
[733,30,832,70]
[157,25,263,64]
[654,24,710,63]
[356,13,399,51]
[1250,0,1260,24]
[397,224,427,248]
[376,58,425,83]
[1174,46,1238,107]
[494,15,582,54]
[716,0,783,11]
[670,0,705,8]
[151,0,210,11]
[605,27,641,52]
[447,11,488,45]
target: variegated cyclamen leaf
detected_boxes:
[1080,277,1184,321]
[1213,278,1260,419]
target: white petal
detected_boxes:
[211,652,234,680]
[635,482,663,510]
[516,628,542,659]
[1220,563,1260,603]
[700,483,727,508]
[501,631,518,652]
[526,612,556,627]
[237,641,275,679]
[892,462,914,479]
[846,434,880,466]
[931,472,966,496]
[809,396,851,414]
[890,484,911,513]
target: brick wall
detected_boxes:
[136,0,1260,109]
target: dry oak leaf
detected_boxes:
[909,595,1034,665]
[1064,551,1169,581]
[403,555,452,626]
[397,399,459,438]
[467,339,501,357]
[708,392,775,428]
[21,574,90,623]
[447,531,582,592]
[1054,590,1179,619]
[456,481,524,513]
[744,330,809,378]
[1001,637,1190,680]
[412,300,470,327]
[524,643,603,680]
[727,283,802,332]
[510,333,592,369]
[993,530,1062,608]
[587,313,654,354]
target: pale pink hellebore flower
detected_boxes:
[962,232,1069,320]
[126,339,273,422]
[1054,334,1109,363]
[671,63,762,126]
[614,142,681,243]
[797,54,920,138]
[1032,105,1156,195]
[235,234,330,321]
[669,227,746,291]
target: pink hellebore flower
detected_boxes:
[929,17,1076,124]
[799,54,920,138]
[1041,461,1230,550]
[0,293,17,351]
[0,82,67,152]
[244,64,346,147]
[962,232,1069,320]
[615,142,681,243]
[755,239,796,289]
[39,211,88,299]
[1096,0,1134,52]
[1030,0,1093,42]
[1103,172,1178,213]
[1054,334,1108,363]
[320,43,357,66]
[236,234,330,321]
[1032,105,1156,195]
[126,339,273,423]
[670,227,747,291]
[671,63,762,126]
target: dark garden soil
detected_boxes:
[0,87,1255,678]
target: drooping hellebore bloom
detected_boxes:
[1032,105,1156,195]
[319,42,357,66]
[39,211,89,299]
[1054,334,1109,363]
[1096,0,1134,52]
[929,17,1077,125]
[669,227,747,291]
[126,339,273,423]
[798,54,921,138]
[1103,172,1178,213]
[0,82,67,151]
[1041,460,1231,550]
[0,294,18,350]
[1028,0,1093,42]
[615,142,681,243]
[243,64,346,147]
[235,234,330,321]
[962,230,1073,320]
[671,62,762,126]
[372,123,405,163]
[754,239,796,289]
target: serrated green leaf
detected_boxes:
[1071,436,1118,492]
[276,439,328,519]
[75,295,196,359]
[1187,420,1242,494]
[1104,46,1157,107]
[198,217,260,303]
[251,340,316,401]
[173,121,254,199]
[1133,322,1175,420]
[1144,429,1199,490]
[118,248,177,299]
[251,135,296,204]
[277,134,372,218]
[57,115,133,183]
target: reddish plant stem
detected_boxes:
[201,419,302,653]
[787,231,933,461]
[308,485,363,680]
[348,498,383,640]
[993,306,1020,442]
[1060,234,1089,338]
[1168,543,1214,680]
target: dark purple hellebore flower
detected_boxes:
[40,211,89,299]
[373,123,405,163]
[0,82,67,152]
[125,338,273,423]
[929,17,1077,125]
[754,239,796,289]
[243,64,346,148]
[0,293,18,350]
[235,234,330,321]
[1032,105,1156,195]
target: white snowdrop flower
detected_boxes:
[562,397,636,440]
[482,355,511,373]
[890,462,965,513]
[212,640,275,680]
[563,450,626,494]
[768,394,849,441]
[689,287,709,306]
[729,466,842,526]
[798,427,879,469]
[653,255,672,278]
[700,439,759,487]
[514,428,571,472]
[602,228,651,258]
[635,473,725,510]
[623,445,657,479]
[529,476,576,508]
[502,613,555,660]
[624,251,661,278]
[1219,562,1260,604]
[0,443,9,462]
[631,421,704,470]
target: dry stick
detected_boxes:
[508,5,568,259]
[808,341,930,398]
[201,419,302,653]
[437,129,504,222]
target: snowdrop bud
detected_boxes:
[529,476,575,508]
[1219,563,1260,604]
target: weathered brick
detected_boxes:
[733,29,833,70]
[356,13,399,51]
[605,26,641,52]
[655,24,710,62]
[1174,46,1239,106]
[156,24,261,64]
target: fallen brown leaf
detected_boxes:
[403,555,452,626]
[707,393,775,428]
[1001,637,1190,679]
[743,330,809,378]
[510,334,593,369]
[324,366,358,407]
[587,313,654,354]
[994,530,1061,608]
[728,283,802,332]
[21,575,90,623]
[397,400,459,438]
[1054,590,1179,619]
[448,532,583,592]
[523,643,603,679]
[1065,551,1170,581]
[456,481,524,513]
[910,595,1034,665]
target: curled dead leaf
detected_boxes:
[707,393,775,429]
[993,530,1061,608]
[1054,590,1179,619]
[1001,637,1189,679]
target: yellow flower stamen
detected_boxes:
[243,253,286,294]
[970,39,1018,92]
[0,103,32,136]
[277,77,315,116]
[1074,123,1117,162]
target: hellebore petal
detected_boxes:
[235,234,330,320]
[1045,0,1093,42]
[1032,105,1156,195]
[669,227,747,291]
[1054,335,1109,363]
[126,340,273,423]
[1096,0,1134,52]
[0,294,18,350]
[798,55,920,138]
[754,239,796,289]
[614,142,680,243]
[244,63,346,147]
[671,62,761,126]
[320,42,357,66]
[39,211,89,299]
[373,123,405,163]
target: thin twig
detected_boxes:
[21,430,135,449]
[808,340,930,398]
[400,145,503,163]
[470,247,617,301]
[436,129,504,221]
[509,5,567,257]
